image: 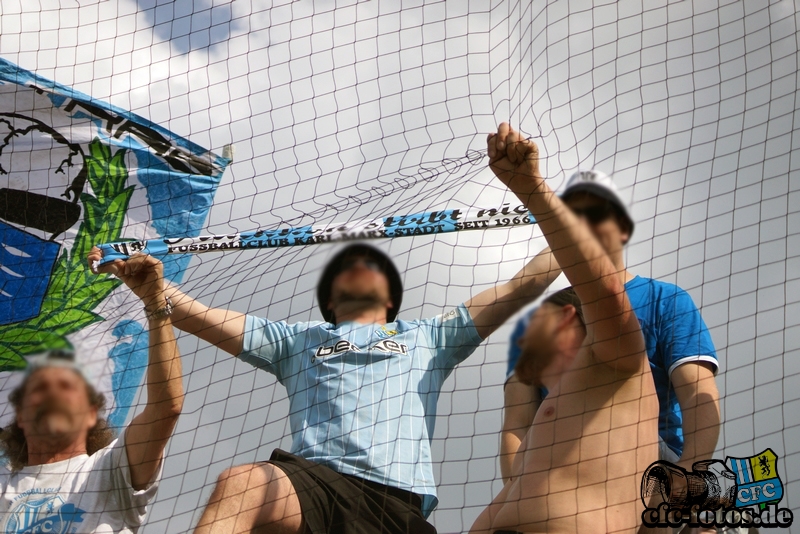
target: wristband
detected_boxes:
[145,296,173,320]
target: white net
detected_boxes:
[0,0,797,531]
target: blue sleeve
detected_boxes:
[238,315,297,379]
[428,304,484,369]
[661,288,719,376]
[506,316,528,380]
[506,307,538,382]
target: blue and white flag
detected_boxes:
[0,58,229,427]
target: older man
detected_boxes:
[0,253,183,533]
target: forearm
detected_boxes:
[144,315,184,418]
[164,285,212,332]
[484,125,626,310]
[126,315,183,490]
[502,246,561,307]
[678,393,720,469]
[500,429,526,483]
[467,247,560,338]
[506,178,624,305]
[673,363,720,469]
[500,378,539,483]
[164,285,246,355]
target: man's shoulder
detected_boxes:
[0,464,11,481]
[249,315,328,334]
[627,275,673,291]
[627,276,694,303]
[432,303,472,323]
[85,437,123,468]
[627,277,705,330]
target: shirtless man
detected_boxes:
[470,123,659,533]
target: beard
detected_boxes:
[32,399,77,437]
[334,288,388,308]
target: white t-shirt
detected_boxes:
[0,431,161,533]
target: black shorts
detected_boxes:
[267,449,437,534]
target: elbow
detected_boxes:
[605,273,625,302]
[163,395,185,421]
[603,276,628,309]
[171,396,185,418]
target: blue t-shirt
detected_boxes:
[239,304,483,518]
[507,276,718,458]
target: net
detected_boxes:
[0,0,797,531]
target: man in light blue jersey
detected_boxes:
[94,230,560,531]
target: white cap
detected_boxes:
[560,169,635,238]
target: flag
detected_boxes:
[0,58,229,428]
[726,448,784,509]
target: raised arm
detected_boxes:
[126,295,183,490]
[487,123,642,372]
[465,246,560,339]
[89,247,246,356]
[88,252,184,489]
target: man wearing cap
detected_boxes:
[500,164,721,477]
[91,227,559,530]
[0,253,183,533]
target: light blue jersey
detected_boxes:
[239,304,483,517]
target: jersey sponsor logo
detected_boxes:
[437,308,459,323]
[370,339,409,354]
[2,492,86,534]
[313,340,358,360]
[312,338,409,361]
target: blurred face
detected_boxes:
[564,192,630,253]
[515,304,564,386]
[16,367,97,444]
[328,255,392,313]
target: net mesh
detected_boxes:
[0,0,798,531]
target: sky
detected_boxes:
[0,0,798,531]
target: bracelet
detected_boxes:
[145,296,173,320]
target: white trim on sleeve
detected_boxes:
[668,355,719,378]
[505,370,515,385]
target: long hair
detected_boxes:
[0,370,116,471]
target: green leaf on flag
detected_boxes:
[0,138,134,370]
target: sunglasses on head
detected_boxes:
[568,203,616,224]
[337,257,384,274]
